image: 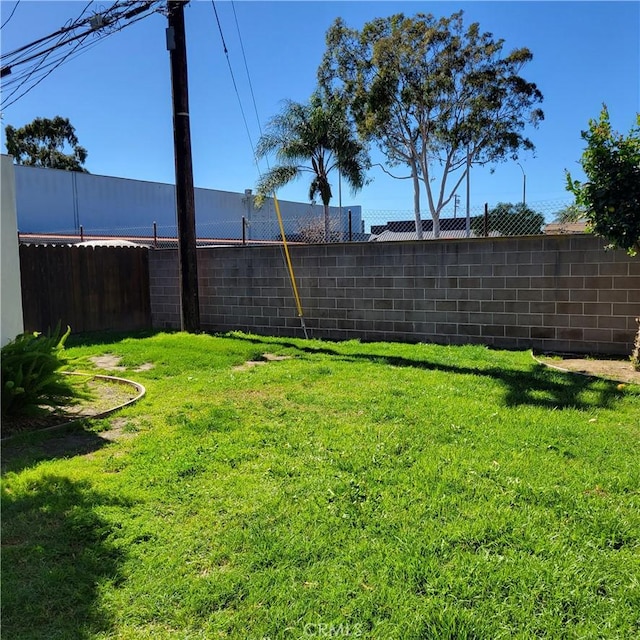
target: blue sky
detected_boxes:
[1,1,639,220]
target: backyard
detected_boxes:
[2,331,639,639]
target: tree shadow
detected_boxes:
[66,328,162,348]
[1,474,131,638]
[224,333,626,411]
[1,423,116,475]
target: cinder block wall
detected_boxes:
[149,234,639,356]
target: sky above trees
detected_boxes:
[1,1,638,222]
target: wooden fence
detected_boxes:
[19,244,151,334]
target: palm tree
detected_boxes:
[255,93,369,242]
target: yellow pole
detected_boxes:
[273,194,307,336]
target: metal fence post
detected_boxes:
[483,203,489,238]
[348,209,352,242]
[153,221,158,248]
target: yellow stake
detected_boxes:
[273,194,306,325]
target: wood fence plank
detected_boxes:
[19,245,152,334]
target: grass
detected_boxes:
[2,331,639,639]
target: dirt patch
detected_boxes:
[90,355,154,372]
[535,354,640,385]
[1,375,143,440]
[233,353,291,371]
[98,417,138,442]
[91,354,126,370]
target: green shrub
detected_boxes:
[566,106,640,256]
[1,324,77,417]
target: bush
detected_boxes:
[566,106,640,256]
[1,325,77,417]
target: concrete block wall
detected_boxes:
[149,234,639,356]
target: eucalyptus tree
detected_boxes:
[319,11,544,238]
[255,92,369,242]
[5,116,89,172]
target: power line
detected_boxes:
[2,0,106,63]
[231,0,263,139]
[1,0,21,30]
[210,2,306,336]
[3,0,93,92]
[1,1,163,109]
[1,2,160,72]
[1,1,95,105]
[2,35,91,110]
[1,14,77,92]
[210,0,257,165]
[1,8,152,111]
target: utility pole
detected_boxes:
[167,0,200,332]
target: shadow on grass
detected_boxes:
[66,328,162,348]
[226,334,626,411]
[1,474,129,639]
[1,424,114,475]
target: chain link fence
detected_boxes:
[363,199,581,241]
[18,199,583,247]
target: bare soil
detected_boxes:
[232,352,291,371]
[90,355,154,372]
[535,354,640,385]
[1,376,141,439]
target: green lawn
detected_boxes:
[2,332,639,639]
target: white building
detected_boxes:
[1,155,24,344]
[13,164,362,243]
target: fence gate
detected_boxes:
[19,244,152,334]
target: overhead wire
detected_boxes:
[1,1,163,109]
[1,2,159,72]
[230,0,264,140]
[2,35,92,110]
[210,0,257,166]
[210,1,307,337]
[75,0,97,23]
[1,0,94,104]
[1,9,156,111]
[1,0,21,30]
[2,0,106,63]
[2,19,73,91]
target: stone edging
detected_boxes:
[530,351,587,378]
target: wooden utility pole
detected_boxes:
[167,0,200,332]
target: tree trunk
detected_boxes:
[412,167,423,240]
[433,212,440,239]
[323,202,331,243]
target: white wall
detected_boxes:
[14,164,363,241]
[1,155,24,345]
